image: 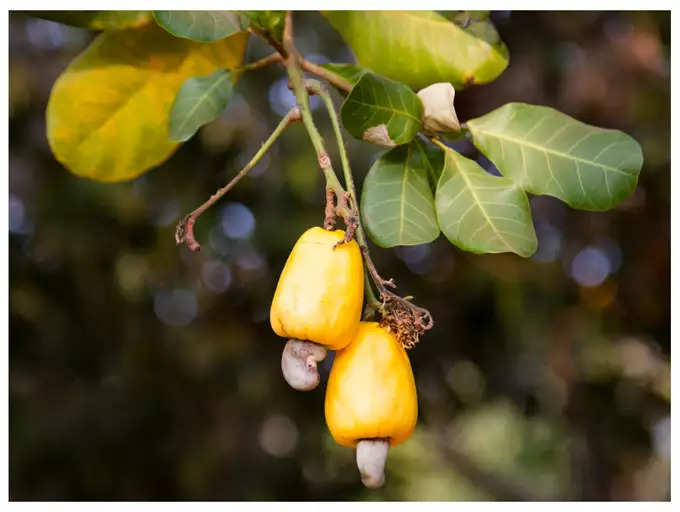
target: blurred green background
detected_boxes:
[9,11,670,500]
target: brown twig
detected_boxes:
[175,107,301,251]
[360,246,396,291]
[323,187,337,230]
[359,243,433,348]
[240,52,282,73]
[300,58,353,93]
[336,192,358,245]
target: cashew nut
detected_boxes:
[281,339,327,391]
[356,438,390,488]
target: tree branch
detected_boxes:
[281,12,346,205]
[300,58,352,93]
[175,107,301,251]
[239,52,282,73]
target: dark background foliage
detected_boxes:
[9,11,670,500]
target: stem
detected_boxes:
[363,272,381,320]
[300,58,352,93]
[239,53,282,73]
[281,12,345,200]
[175,107,301,251]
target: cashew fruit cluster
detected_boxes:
[270,226,418,488]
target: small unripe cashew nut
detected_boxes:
[356,438,390,488]
[281,339,327,391]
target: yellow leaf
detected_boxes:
[46,24,248,182]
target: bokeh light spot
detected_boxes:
[235,246,266,272]
[570,246,611,287]
[652,416,670,459]
[26,19,65,50]
[153,289,198,326]
[221,202,255,240]
[201,260,232,293]
[395,245,432,275]
[9,193,33,235]
[259,414,298,458]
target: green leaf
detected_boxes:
[169,70,234,142]
[30,11,152,30]
[435,146,537,257]
[361,140,442,247]
[321,63,367,89]
[467,103,644,211]
[323,11,509,90]
[340,72,423,147]
[46,24,248,182]
[153,11,244,42]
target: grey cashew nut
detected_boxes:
[356,438,390,488]
[281,339,327,391]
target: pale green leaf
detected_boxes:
[46,24,248,182]
[31,11,152,30]
[323,11,508,90]
[467,103,644,211]
[361,139,441,247]
[435,146,537,257]
[340,72,423,147]
[153,11,243,42]
[169,69,234,142]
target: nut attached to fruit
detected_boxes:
[281,338,327,391]
[270,226,364,390]
[356,438,390,488]
[325,322,418,487]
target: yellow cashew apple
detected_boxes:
[270,226,364,350]
[325,321,418,446]
[325,321,418,487]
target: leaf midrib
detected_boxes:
[345,97,421,122]
[448,151,513,252]
[468,124,634,176]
